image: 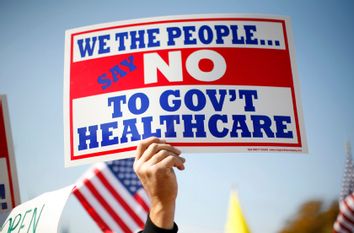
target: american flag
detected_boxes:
[73,158,150,233]
[334,142,354,233]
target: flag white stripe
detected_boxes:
[100,165,148,221]
[334,222,340,231]
[335,224,350,233]
[76,169,96,188]
[137,189,151,207]
[342,210,354,226]
[75,161,150,233]
[341,207,354,222]
[346,195,354,212]
[338,214,354,230]
[90,174,139,231]
[335,222,350,233]
[99,164,137,202]
[78,181,123,233]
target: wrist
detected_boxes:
[149,199,176,229]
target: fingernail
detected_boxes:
[177,164,185,170]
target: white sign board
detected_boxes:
[64,14,307,166]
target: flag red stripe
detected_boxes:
[73,187,113,233]
[135,193,150,213]
[95,168,145,228]
[344,196,354,215]
[84,179,132,233]
[341,211,354,226]
[337,220,351,233]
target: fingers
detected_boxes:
[135,137,185,170]
[149,149,185,169]
[135,137,181,162]
[160,155,186,171]
[136,137,161,160]
[140,143,181,163]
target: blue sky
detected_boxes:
[1,1,354,232]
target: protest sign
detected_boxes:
[64,14,307,167]
[0,185,73,233]
[0,95,20,212]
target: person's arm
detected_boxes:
[134,137,185,233]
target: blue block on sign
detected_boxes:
[0,184,7,210]
[1,202,7,210]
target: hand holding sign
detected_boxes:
[134,137,185,229]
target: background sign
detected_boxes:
[0,95,20,212]
[64,14,307,167]
[0,185,73,233]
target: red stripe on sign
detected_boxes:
[69,97,75,162]
[94,168,145,228]
[69,47,294,99]
[71,146,137,160]
[280,21,302,148]
[0,101,8,156]
[290,87,302,149]
[0,100,16,208]
[169,142,301,147]
[71,142,302,160]
[73,187,113,233]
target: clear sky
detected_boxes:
[1,0,354,232]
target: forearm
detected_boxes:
[134,137,184,233]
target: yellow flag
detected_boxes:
[224,191,251,233]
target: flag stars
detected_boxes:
[107,158,143,195]
[131,180,138,186]
[130,186,137,193]
[124,180,131,186]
